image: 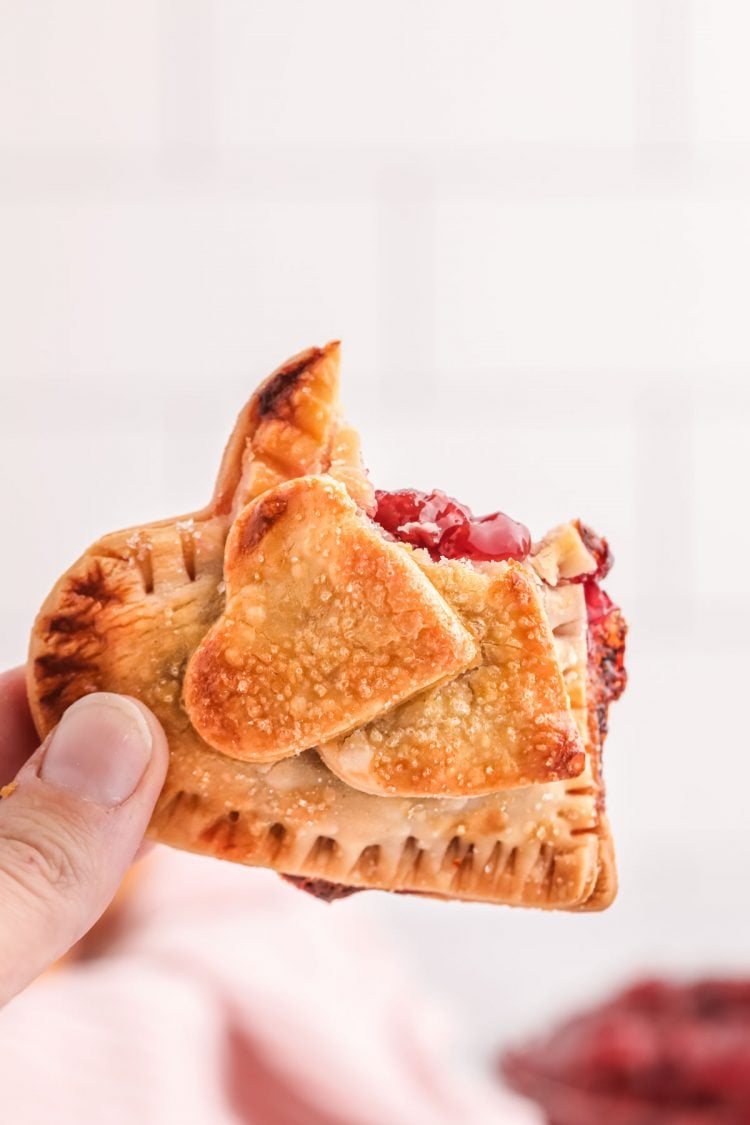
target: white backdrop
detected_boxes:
[2,0,749,1070]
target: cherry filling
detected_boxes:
[374,496,624,712]
[567,520,617,628]
[281,875,362,902]
[584,580,615,625]
[374,488,531,563]
[502,979,750,1124]
[576,520,614,582]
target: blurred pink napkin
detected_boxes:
[0,847,538,1124]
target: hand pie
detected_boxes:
[28,341,627,910]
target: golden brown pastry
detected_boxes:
[318,556,585,797]
[184,476,477,762]
[28,342,626,909]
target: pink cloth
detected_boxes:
[0,847,538,1124]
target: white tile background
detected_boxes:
[2,0,749,1078]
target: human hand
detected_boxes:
[0,667,168,1004]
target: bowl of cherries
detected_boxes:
[502,978,750,1125]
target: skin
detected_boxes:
[0,666,168,1005]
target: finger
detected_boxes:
[0,667,39,786]
[0,693,168,1005]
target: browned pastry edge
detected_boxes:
[574,604,626,912]
[210,344,332,516]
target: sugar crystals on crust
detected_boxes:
[319,555,586,797]
[183,477,478,762]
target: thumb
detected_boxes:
[0,693,168,1004]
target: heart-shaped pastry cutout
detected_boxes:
[319,556,586,797]
[183,476,477,762]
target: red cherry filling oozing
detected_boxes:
[376,495,616,617]
[574,520,618,627]
[374,494,621,650]
[576,520,614,582]
[584,580,616,625]
[579,520,626,707]
[374,489,531,563]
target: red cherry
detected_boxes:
[374,488,531,563]
[440,510,531,562]
[584,580,615,624]
[373,489,424,535]
[576,521,614,580]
